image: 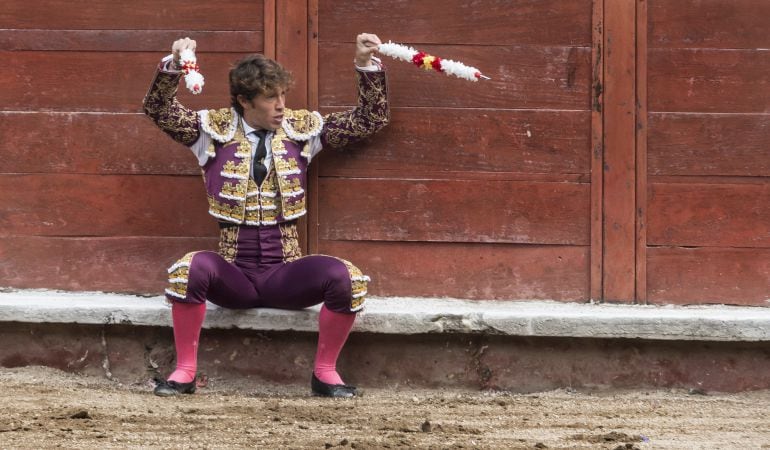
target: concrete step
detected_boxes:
[1,289,768,341]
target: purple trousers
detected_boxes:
[165,222,368,313]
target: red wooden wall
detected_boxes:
[1,1,767,306]
[313,0,594,301]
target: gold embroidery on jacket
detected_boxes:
[209,196,242,222]
[221,181,247,200]
[212,123,250,221]
[323,71,389,148]
[283,109,324,141]
[283,197,306,220]
[274,156,300,174]
[207,108,234,137]
[205,116,307,224]
[143,71,200,146]
[221,160,250,180]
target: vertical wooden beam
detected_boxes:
[635,0,648,303]
[275,0,310,252]
[275,0,308,108]
[263,0,276,59]
[307,0,320,254]
[307,0,319,112]
[590,0,605,301]
[602,0,636,302]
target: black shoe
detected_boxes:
[153,378,196,397]
[311,373,357,398]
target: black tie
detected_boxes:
[252,129,268,185]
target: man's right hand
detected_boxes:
[172,38,197,68]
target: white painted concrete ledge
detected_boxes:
[0,290,768,342]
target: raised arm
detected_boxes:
[142,38,201,146]
[321,33,390,149]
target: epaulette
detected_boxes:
[281,109,324,141]
[201,107,237,143]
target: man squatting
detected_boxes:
[142,33,389,397]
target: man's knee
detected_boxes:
[188,251,221,277]
[323,258,369,313]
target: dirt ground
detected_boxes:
[0,367,768,449]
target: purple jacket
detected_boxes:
[143,62,389,225]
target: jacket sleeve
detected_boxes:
[320,68,390,149]
[142,62,201,147]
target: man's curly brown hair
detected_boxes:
[229,54,294,115]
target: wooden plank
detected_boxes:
[0,52,245,112]
[602,0,636,302]
[0,0,264,30]
[276,0,308,110]
[0,30,261,52]
[648,113,770,177]
[0,174,217,237]
[318,241,590,301]
[317,179,590,245]
[0,236,217,294]
[649,0,770,49]
[648,49,770,113]
[647,247,770,306]
[318,0,592,46]
[589,0,604,300]
[318,169,587,184]
[636,0,649,303]
[319,43,592,110]
[316,108,591,177]
[0,112,199,175]
[647,183,770,248]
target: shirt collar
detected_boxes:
[241,118,257,136]
[241,118,272,137]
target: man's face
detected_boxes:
[238,88,286,131]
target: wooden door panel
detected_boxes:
[643,0,770,305]
[648,247,770,306]
[648,114,770,177]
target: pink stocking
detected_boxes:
[167,301,207,384]
[314,305,356,385]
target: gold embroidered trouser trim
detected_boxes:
[165,251,201,300]
[279,222,303,262]
[218,226,240,263]
[332,257,370,312]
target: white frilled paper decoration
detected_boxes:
[377,41,490,82]
[179,48,205,94]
